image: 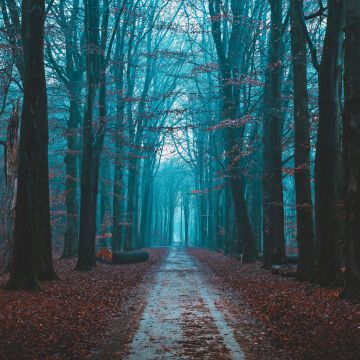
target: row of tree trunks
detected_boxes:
[45,0,84,259]
[208,0,257,262]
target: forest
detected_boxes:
[0,0,360,359]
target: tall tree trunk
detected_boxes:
[62,84,81,258]
[99,159,111,238]
[224,182,232,256]
[343,0,360,299]
[139,160,151,249]
[290,0,315,280]
[125,158,137,251]
[77,0,109,269]
[207,138,215,249]
[112,144,124,252]
[315,0,344,286]
[262,0,285,268]
[112,18,127,253]
[7,0,57,289]
[76,0,100,271]
[183,194,190,247]
[197,142,208,246]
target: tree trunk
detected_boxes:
[112,20,127,253]
[7,0,57,289]
[207,141,215,249]
[76,0,100,271]
[315,0,344,286]
[0,100,19,273]
[125,158,137,251]
[290,0,315,280]
[262,0,285,268]
[139,160,152,249]
[183,194,190,247]
[343,0,360,299]
[62,84,81,258]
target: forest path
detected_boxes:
[127,247,245,360]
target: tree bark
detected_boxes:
[112,18,127,253]
[0,100,19,273]
[290,0,315,280]
[343,0,360,299]
[262,0,286,268]
[62,83,81,258]
[315,0,344,286]
[7,0,57,289]
[76,0,100,270]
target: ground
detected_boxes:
[1,247,360,359]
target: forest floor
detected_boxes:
[1,247,360,359]
[190,248,360,360]
[0,248,167,359]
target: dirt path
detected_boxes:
[127,247,245,360]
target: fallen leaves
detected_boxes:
[0,249,166,359]
[189,249,360,360]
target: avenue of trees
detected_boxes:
[0,0,359,299]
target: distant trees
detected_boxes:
[47,0,85,259]
[7,0,57,289]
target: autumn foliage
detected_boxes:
[96,247,113,262]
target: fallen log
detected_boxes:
[96,248,150,265]
[112,251,149,265]
[271,264,297,278]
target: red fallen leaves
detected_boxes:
[0,248,166,360]
[96,247,113,262]
[189,249,360,360]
